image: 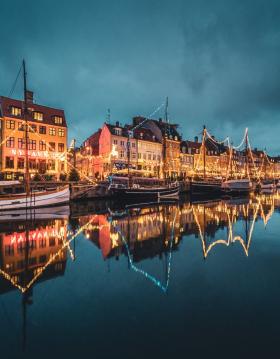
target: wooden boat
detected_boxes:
[221,179,252,194]
[109,181,179,200]
[0,61,70,211]
[0,185,69,211]
[190,178,221,194]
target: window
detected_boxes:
[11,106,21,116]
[5,245,14,256]
[120,141,125,146]
[54,116,63,124]
[33,111,43,121]
[39,125,46,134]
[157,155,161,161]
[120,151,124,158]
[18,158,24,169]
[132,153,136,159]
[48,160,56,170]
[30,124,37,132]
[153,154,156,161]
[6,120,15,129]
[49,127,56,136]
[29,159,36,170]
[49,142,55,151]
[138,153,142,159]
[143,154,146,160]
[6,137,15,148]
[132,143,136,148]
[114,128,122,136]
[148,154,152,160]
[58,143,64,152]
[5,157,14,168]
[39,140,46,151]
[58,128,65,137]
[113,139,118,145]
[18,122,25,131]
[28,139,36,150]
[18,138,25,149]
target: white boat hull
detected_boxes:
[221,179,252,193]
[0,187,70,211]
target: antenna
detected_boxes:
[106,108,111,124]
[164,97,169,123]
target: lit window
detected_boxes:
[6,137,15,148]
[33,112,43,121]
[54,116,63,125]
[6,120,15,129]
[49,127,56,136]
[39,141,46,151]
[28,139,36,150]
[18,158,25,169]
[11,107,21,116]
[58,128,65,137]
[18,138,25,149]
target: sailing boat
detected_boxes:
[221,131,252,194]
[0,60,70,211]
[260,151,275,192]
[190,126,222,194]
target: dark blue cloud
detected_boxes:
[0,0,280,153]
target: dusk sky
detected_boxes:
[1,0,280,153]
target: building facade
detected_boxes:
[0,92,67,180]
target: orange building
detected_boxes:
[0,91,67,180]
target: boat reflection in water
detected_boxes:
[0,192,280,352]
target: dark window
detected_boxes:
[18,158,25,169]
[49,142,55,151]
[58,143,64,152]
[30,124,37,133]
[29,159,37,170]
[5,156,14,168]
[39,126,46,134]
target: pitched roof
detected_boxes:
[0,96,67,127]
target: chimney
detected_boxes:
[158,118,162,123]
[116,121,120,127]
[25,90,34,104]
[194,136,198,143]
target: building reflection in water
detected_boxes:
[0,192,279,350]
[0,193,279,296]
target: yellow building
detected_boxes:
[0,91,67,180]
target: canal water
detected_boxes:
[0,193,280,358]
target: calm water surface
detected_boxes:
[0,193,280,358]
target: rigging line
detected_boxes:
[205,129,230,146]
[8,63,23,98]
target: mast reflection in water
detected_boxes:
[0,193,280,357]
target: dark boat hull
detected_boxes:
[190,181,221,194]
[110,186,180,201]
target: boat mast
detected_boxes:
[23,60,30,196]
[245,130,248,179]
[203,125,206,180]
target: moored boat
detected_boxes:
[109,182,179,200]
[221,179,252,194]
[190,178,221,194]
[260,180,276,191]
[0,185,70,211]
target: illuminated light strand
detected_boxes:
[112,207,178,293]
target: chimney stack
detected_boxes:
[194,136,198,143]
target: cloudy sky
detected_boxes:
[1,0,280,153]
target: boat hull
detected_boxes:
[190,181,221,194]
[221,179,252,195]
[110,186,179,201]
[0,187,70,211]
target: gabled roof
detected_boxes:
[0,96,67,127]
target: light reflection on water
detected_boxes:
[0,192,280,357]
